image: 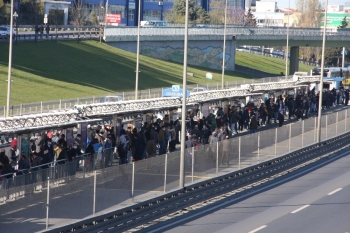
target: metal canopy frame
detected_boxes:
[0,75,321,133]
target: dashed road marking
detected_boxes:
[327,188,342,196]
[248,225,267,233]
[291,205,310,214]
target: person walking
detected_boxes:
[221,136,230,166]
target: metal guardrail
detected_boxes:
[104,26,350,37]
[0,107,348,232]
[1,76,292,117]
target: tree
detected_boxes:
[209,1,245,25]
[49,8,64,42]
[70,0,89,42]
[338,16,348,29]
[296,0,322,28]
[89,11,99,26]
[244,8,256,26]
[165,0,210,24]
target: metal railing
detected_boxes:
[0,107,348,232]
[0,147,115,191]
[236,46,318,66]
[1,76,292,117]
[104,26,350,37]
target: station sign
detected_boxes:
[162,85,190,98]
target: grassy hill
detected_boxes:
[0,40,314,106]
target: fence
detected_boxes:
[1,76,292,118]
[0,107,348,232]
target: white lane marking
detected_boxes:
[147,149,350,233]
[248,225,267,233]
[291,205,310,214]
[327,188,342,196]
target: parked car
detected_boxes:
[0,26,16,39]
[100,96,123,103]
[191,87,207,93]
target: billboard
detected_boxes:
[320,13,349,28]
[106,14,121,24]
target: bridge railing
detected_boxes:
[104,27,350,37]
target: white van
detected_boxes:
[141,21,168,27]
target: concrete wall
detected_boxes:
[108,39,236,71]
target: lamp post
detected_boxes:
[179,0,189,188]
[6,0,15,118]
[285,1,290,77]
[221,0,228,89]
[135,0,141,100]
[13,11,18,44]
[317,0,328,143]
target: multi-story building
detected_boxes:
[252,1,284,27]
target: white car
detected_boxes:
[191,87,207,93]
[0,26,16,39]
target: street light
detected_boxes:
[135,0,141,100]
[221,0,228,89]
[285,1,290,77]
[179,0,189,188]
[13,11,18,44]
[6,0,15,117]
[317,0,328,143]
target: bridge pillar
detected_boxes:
[289,46,299,75]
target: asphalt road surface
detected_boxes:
[153,149,350,233]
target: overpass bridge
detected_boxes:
[104,27,350,74]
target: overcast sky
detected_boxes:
[269,0,346,9]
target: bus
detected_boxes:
[311,67,350,89]
[141,20,168,27]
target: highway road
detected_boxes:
[150,149,350,233]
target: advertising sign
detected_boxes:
[206,72,213,79]
[106,14,121,24]
[320,13,349,27]
[162,85,190,98]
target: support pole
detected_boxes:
[302,120,304,148]
[192,146,194,183]
[179,0,189,189]
[257,132,260,162]
[93,170,96,215]
[131,162,135,198]
[164,154,167,193]
[216,141,219,175]
[275,128,278,157]
[289,124,291,152]
[336,112,338,136]
[45,177,50,229]
[317,0,328,143]
[238,137,241,169]
[221,0,228,89]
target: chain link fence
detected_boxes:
[1,108,349,232]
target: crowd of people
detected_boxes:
[0,87,348,181]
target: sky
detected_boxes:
[269,0,346,9]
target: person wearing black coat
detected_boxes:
[117,141,128,165]
[278,110,285,127]
[249,114,258,134]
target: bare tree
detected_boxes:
[70,0,89,42]
[49,7,64,42]
[209,1,245,25]
[296,0,322,28]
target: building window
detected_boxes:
[128,10,134,21]
[108,5,126,18]
[143,10,161,21]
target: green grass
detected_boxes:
[0,41,314,106]
[235,51,314,75]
